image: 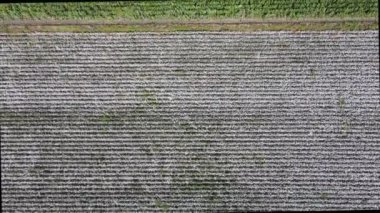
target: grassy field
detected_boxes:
[0,0,378,21]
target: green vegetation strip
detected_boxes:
[0,0,378,21]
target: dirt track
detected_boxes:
[1,17,378,26]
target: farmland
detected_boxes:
[1,0,379,211]
[1,0,378,32]
[0,0,378,21]
[1,31,379,211]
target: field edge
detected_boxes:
[1,18,378,33]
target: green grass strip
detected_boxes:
[0,0,378,21]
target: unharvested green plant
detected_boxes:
[99,111,120,133]
[341,119,350,137]
[320,192,328,199]
[173,69,186,77]
[339,96,345,112]
[154,198,169,213]
[100,112,112,126]
[309,69,317,80]
[141,89,159,110]
[254,154,266,167]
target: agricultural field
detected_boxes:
[0,0,378,32]
[1,0,379,212]
[1,31,379,211]
[0,0,378,21]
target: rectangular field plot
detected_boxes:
[1,31,379,211]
